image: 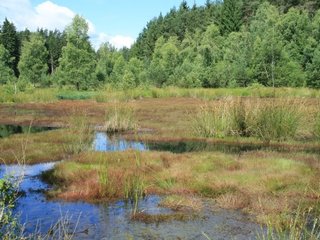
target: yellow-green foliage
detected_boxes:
[63,113,93,154]
[253,100,303,142]
[1,86,320,103]
[192,98,304,142]
[95,86,320,102]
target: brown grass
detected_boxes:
[43,150,320,226]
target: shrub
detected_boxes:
[56,91,95,100]
[0,178,21,239]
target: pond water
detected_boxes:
[0,124,55,138]
[0,163,263,239]
[93,131,320,154]
[0,130,267,239]
[93,131,262,154]
[11,128,320,238]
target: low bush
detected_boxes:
[56,90,95,100]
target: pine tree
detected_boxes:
[46,30,66,74]
[220,0,244,34]
[0,44,15,84]
[0,19,20,77]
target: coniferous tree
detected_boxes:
[46,30,66,74]
[0,44,15,84]
[220,0,244,34]
[0,19,20,77]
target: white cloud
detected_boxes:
[0,0,74,31]
[0,0,134,50]
[110,35,135,49]
[92,33,135,50]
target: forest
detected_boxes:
[1,0,320,91]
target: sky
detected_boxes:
[0,0,207,49]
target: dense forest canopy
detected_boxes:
[1,0,320,90]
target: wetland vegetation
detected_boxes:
[0,91,319,239]
[0,0,320,239]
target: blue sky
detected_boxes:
[0,0,207,49]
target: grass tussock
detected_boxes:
[45,150,320,228]
[257,207,320,240]
[63,112,94,155]
[192,98,308,143]
[104,104,137,132]
[159,195,203,212]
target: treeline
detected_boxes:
[1,0,320,91]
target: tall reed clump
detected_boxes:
[257,207,320,240]
[124,152,145,215]
[192,103,230,138]
[124,174,145,215]
[64,112,94,155]
[104,104,137,132]
[98,162,117,198]
[192,98,304,142]
[252,100,302,143]
[192,98,253,138]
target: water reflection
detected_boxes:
[0,124,55,138]
[93,132,320,155]
[94,132,148,152]
[0,162,262,239]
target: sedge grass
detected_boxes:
[63,112,93,155]
[192,98,306,142]
[104,103,137,132]
[257,207,320,240]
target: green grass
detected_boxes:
[94,86,320,102]
[192,98,308,142]
[63,113,94,155]
[56,90,96,100]
[257,207,320,240]
[1,84,320,103]
[253,100,302,143]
